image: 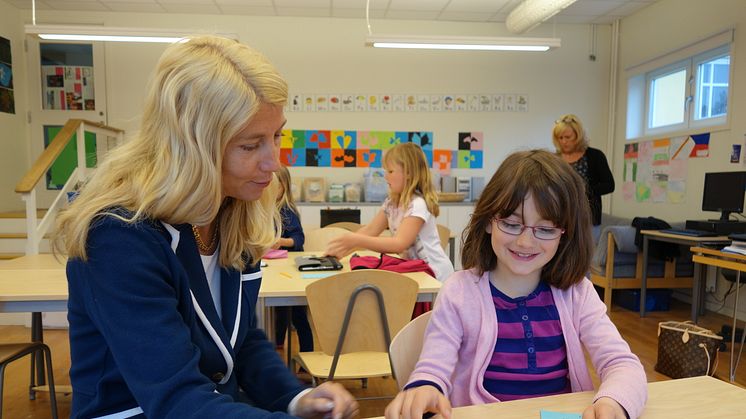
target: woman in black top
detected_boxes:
[553,114,615,242]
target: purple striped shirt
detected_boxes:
[482,280,570,401]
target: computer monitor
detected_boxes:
[702,171,746,221]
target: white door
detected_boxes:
[26,38,107,327]
[26,38,107,209]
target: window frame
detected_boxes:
[645,59,689,137]
[625,29,734,141]
[690,45,731,130]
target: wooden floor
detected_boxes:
[1,299,744,418]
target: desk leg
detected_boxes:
[640,236,649,317]
[31,312,46,390]
[257,297,267,332]
[449,237,455,266]
[285,307,293,369]
[692,262,702,323]
[730,271,742,382]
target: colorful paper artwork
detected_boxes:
[623,135,695,203]
[286,93,529,113]
[280,129,484,169]
[0,36,14,114]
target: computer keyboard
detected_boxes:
[659,228,719,237]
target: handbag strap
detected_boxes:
[700,343,720,376]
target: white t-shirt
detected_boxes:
[383,195,454,281]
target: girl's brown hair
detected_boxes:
[461,149,593,289]
[382,142,439,216]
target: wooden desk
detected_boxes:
[691,246,746,382]
[639,230,730,318]
[366,376,746,418]
[258,252,441,327]
[0,254,68,392]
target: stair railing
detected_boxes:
[14,119,125,255]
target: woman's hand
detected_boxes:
[325,233,358,259]
[582,397,627,419]
[294,381,359,419]
[384,386,452,419]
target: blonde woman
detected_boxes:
[326,142,454,281]
[552,114,614,240]
[56,36,357,419]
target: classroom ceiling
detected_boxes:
[9,0,659,25]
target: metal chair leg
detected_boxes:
[41,345,58,419]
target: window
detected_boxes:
[695,54,729,120]
[626,31,733,140]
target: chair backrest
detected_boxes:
[304,227,350,251]
[389,311,432,389]
[325,222,363,232]
[436,224,451,251]
[305,270,418,355]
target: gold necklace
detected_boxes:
[192,224,218,253]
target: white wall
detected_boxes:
[613,0,746,321]
[13,9,611,202]
[0,0,30,212]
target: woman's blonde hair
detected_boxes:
[275,165,299,217]
[460,149,593,289]
[552,113,589,153]
[382,142,439,217]
[54,35,287,270]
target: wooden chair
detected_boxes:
[324,222,362,232]
[303,227,350,252]
[0,342,58,419]
[294,270,418,391]
[436,224,451,251]
[389,311,432,389]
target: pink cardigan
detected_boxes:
[407,269,648,418]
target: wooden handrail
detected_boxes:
[14,119,124,194]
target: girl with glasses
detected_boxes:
[385,150,646,419]
[552,114,614,242]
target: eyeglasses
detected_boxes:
[555,115,578,124]
[493,218,565,240]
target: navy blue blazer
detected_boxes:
[66,213,306,418]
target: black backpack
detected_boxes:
[631,216,680,261]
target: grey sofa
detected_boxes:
[590,214,695,311]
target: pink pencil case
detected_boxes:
[263,249,288,259]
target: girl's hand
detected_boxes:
[582,397,627,419]
[294,381,359,419]
[326,233,357,259]
[384,386,452,419]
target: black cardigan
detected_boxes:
[579,147,615,226]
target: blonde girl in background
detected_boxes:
[325,142,454,281]
[385,150,646,419]
[273,165,314,353]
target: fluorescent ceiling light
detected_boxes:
[506,0,579,34]
[24,24,200,43]
[366,35,560,52]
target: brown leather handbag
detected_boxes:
[655,321,723,378]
